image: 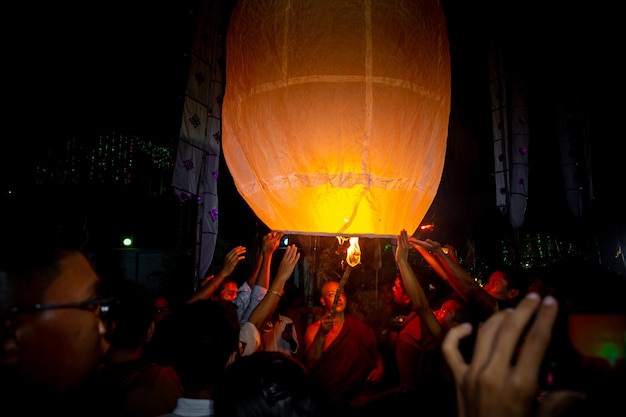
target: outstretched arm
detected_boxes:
[186,245,246,304]
[239,231,284,323]
[410,238,498,314]
[396,230,446,344]
[304,315,333,370]
[246,244,300,333]
[410,241,470,303]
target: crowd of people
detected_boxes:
[1,199,625,417]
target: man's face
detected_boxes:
[483,271,510,300]
[321,282,346,313]
[434,300,463,329]
[218,282,239,302]
[392,277,406,303]
[153,296,172,322]
[0,251,109,393]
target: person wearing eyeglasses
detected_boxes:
[0,199,112,416]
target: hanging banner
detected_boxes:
[172,0,230,280]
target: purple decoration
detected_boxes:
[519,116,528,124]
[175,189,192,203]
[183,158,195,171]
[194,71,206,85]
[212,170,219,180]
[518,178,525,186]
[519,146,528,155]
[197,195,203,202]
[215,94,224,108]
[209,207,219,221]
[189,114,201,128]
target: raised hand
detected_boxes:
[275,244,300,283]
[442,292,560,417]
[220,245,246,277]
[262,231,284,257]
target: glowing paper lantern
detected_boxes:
[568,314,626,369]
[223,0,451,238]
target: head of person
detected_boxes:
[214,278,239,302]
[148,298,240,393]
[0,200,111,398]
[526,273,555,298]
[434,298,475,330]
[103,278,155,354]
[320,281,346,314]
[213,350,329,417]
[393,272,411,305]
[153,294,173,322]
[483,268,523,301]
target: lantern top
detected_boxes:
[223,0,451,237]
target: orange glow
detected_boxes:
[347,237,362,267]
[568,314,626,369]
[420,223,435,231]
[223,0,451,238]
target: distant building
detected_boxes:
[34,131,174,196]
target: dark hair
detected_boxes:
[1,196,89,299]
[214,278,239,298]
[213,351,329,417]
[104,278,155,350]
[490,266,526,293]
[148,299,240,393]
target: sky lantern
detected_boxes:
[223,0,451,239]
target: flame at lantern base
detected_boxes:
[338,236,361,267]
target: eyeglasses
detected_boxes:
[1,298,116,324]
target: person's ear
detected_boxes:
[145,321,155,343]
[99,319,110,338]
[225,350,239,367]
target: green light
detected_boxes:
[600,343,621,367]
[122,237,133,247]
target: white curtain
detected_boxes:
[172,0,231,282]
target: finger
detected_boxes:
[514,295,559,381]
[399,230,407,243]
[441,322,473,381]
[424,238,440,248]
[483,293,543,372]
[284,245,299,263]
[467,308,511,371]
[408,238,430,248]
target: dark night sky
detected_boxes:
[4,1,625,260]
[7,1,194,143]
